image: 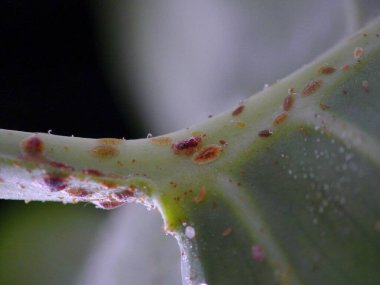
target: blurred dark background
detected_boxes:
[0,1,144,138]
[0,2,143,284]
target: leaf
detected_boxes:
[157,18,380,284]
[0,12,380,285]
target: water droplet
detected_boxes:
[185,226,196,239]
[147,133,153,138]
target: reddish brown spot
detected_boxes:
[251,245,265,262]
[222,227,232,237]
[91,145,118,159]
[98,138,123,145]
[172,136,202,155]
[272,112,288,126]
[47,161,75,171]
[341,64,351,72]
[219,139,228,146]
[319,102,330,110]
[301,80,323,97]
[192,145,222,165]
[149,136,173,145]
[43,173,68,192]
[258,129,273,137]
[66,188,90,197]
[354,47,364,60]
[283,95,295,111]
[318,66,336,75]
[21,135,44,157]
[232,105,244,116]
[82,169,104,177]
[193,186,206,203]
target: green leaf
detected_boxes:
[0,12,380,285]
[157,18,380,284]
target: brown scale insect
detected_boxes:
[21,135,44,157]
[318,66,336,75]
[91,145,119,159]
[283,95,294,111]
[232,105,244,116]
[172,136,202,155]
[192,145,222,165]
[258,130,273,138]
[301,80,323,97]
[272,112,288,126]
[193,186,206,203]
